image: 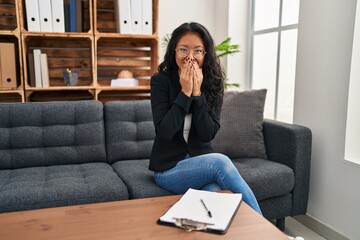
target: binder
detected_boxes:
[27,53,36,87]
[158,189,242,234]
[0,43,18,89]
[69,0,77,32]
[24,0,41,32]
[40,53,50,87]
[76,0,83,32]
[141,0,152,34]
[115,0,132,34]
[33,49,43,87]
[51,0,65,32]
[64,1,70,32]
[38,0,54,32]
[130,0,142,34]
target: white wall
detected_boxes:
[227,0,249,90]
[158,0,217,62]
[345,0,360,165]
[294,0,360,239]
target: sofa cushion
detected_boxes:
[111,159,172,199]
[0,162,129,213]
[232,158,294,201]
[104,101,155,164]
[0,101,106,169]
[212,90,267,159]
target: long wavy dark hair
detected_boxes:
[158,22,225,116]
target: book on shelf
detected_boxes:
[40,53,50,87]
[31,50,50,88]
[64,0,83,32]
[76,0,83,32]
[27,53,36,87]
[69,0,76,32]
[33,49,42,87]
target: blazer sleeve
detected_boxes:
[150,74,192,142]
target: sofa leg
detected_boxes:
[276,217,285,231]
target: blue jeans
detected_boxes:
[154,153,262,215]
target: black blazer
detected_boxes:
[149,71,221,171]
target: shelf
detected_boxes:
[25,89,95,102]
[21,31,93,38]
[25,86,95,91]
[95,36,158,89]
[96,89,150,102]
[0,91,23,102]
[22,35,94,88]
[95,32,158,40]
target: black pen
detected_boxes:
[200,199,212,218]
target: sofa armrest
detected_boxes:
[263,119,312,216]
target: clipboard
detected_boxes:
[157,189,243,234]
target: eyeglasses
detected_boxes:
[175,47,206,59]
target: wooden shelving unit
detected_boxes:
[0,0,24,102]
[93,0,158,101]
[0,0,159,102]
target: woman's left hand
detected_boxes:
[192,62,203,97]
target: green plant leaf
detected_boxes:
[161,34,172,50]
[215,37,240,58]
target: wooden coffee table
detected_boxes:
[0,194,287,240]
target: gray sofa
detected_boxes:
[0,99,311,230]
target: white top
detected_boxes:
[183,114,192,143]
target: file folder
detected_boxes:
[27,53,36,87]
[141,0,152,34]
[40,53,50,87]
[0,43,18,89]
[76,0,83,32]
[24,0,41,32]
[51,0,65,32]
[38,0,54,32]
[69,0,77,32]
[33,49,43,87]
[130,0,142,34]
[115,0,132,33]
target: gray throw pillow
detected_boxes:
[212,89,267,159]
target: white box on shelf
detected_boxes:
[111,78,139,87]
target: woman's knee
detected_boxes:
[207,153,236,172]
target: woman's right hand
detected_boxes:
[179,58,193,97]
